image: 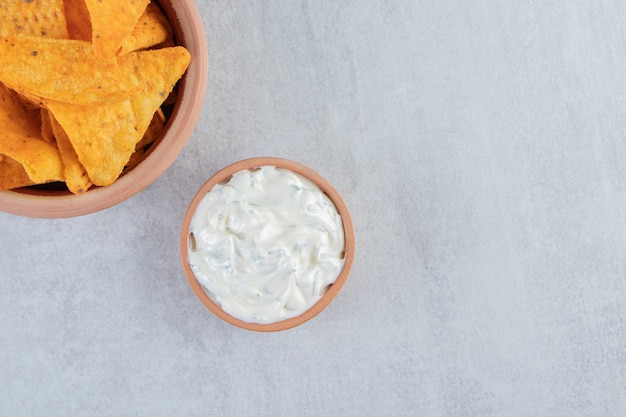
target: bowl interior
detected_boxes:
[180,157,355,332]
[0,0,208,218]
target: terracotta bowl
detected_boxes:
[180,157,355,332]
[0,0,208,218]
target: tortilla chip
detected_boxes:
[118,2,173,55]
[64,0,92,42]
[48,112,92,194]
[0,155,35,190]
[136,107,165,150]
[123,47,191,133]
[42,46,190,186]
[85,0,150,57]
[0,36,143,105]
[40,108,55,145]
[125,108,165,171]
[0,91,62,183]
[124,147,145,172]
[155,37,176,49]
[0,81,40,136]
[15,89,43,112]
[0,84,63,183]
[44,99,137,186]
[0,3,190,193]
[0,132,63,184]
[0,0,69,39]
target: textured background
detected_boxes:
[2,0,626,415]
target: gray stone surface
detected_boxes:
[2,1,626,415]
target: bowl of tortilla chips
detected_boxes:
[0,0,207,218]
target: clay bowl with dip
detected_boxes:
[0,0,208,218]
[180,157,355,332]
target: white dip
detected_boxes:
[188,166,345,324]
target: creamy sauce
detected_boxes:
[188,166,345,324]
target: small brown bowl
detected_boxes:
[180,157,355,332]
[0,0,208,218]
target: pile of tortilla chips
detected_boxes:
[0,0,191,194]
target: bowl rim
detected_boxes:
[180,157,355,332]
[0,0,208,219]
